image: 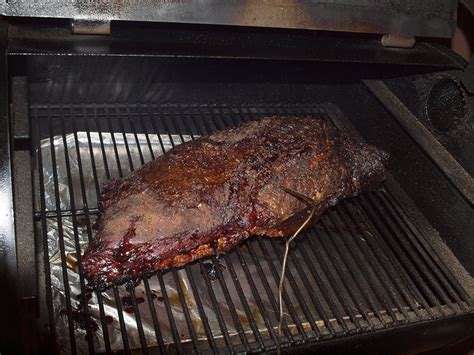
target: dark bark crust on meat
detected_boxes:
[82,117,388,289]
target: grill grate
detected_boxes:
[31,103,473,354]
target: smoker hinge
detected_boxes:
[70,19,111,35]
[381,34,416,49]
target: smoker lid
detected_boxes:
[0,0,457,38]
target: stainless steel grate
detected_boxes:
[31,103,473,354]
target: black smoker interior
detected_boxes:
[1,17,473,354]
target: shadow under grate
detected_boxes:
[30,102,473,354]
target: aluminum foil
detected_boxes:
[39,131,308,353]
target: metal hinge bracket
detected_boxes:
[381,34,416,48]
[71,19,111,35]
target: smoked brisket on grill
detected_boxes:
[82,117,388,289]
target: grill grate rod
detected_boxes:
[105,105,152,353]
[157,273,185,353]
[120,104,170,353]
[324,217,394,327]
[342,201,434,317]
[250,243,301,344]
[334,206,427,321]
[83,108,133,353]
[171,269,201,353]
[236,247,287,349]
[116,105,137,171]
[296,234,369,331]
[185,266,220,352]
[308,228,386,328]
[59,108,97,354]
[321,211,397,323]
[211,255,253,350]
[223,253,268,351]
[258,239,325,336]
[70,109,115,349]
[356,196,453,315]
[368,193,462,311]
[142,277,166,353]
[128,288,149,353]
[46,111,78,354]
[351,199,445,316]
[384,186,470,306]
[33,108,59,354]
[377,191,471,308]
[311,211,381,328]
[112,286,131,353]
[124,107,168,353]
[258,239,322,336]
[33,208,98,220]
[95,105,136,353]
[102,107,148,353]
[198,260,235,350]
[272,239,340,334]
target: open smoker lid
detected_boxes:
[0,0,457,38]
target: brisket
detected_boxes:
[82,117,388,289]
